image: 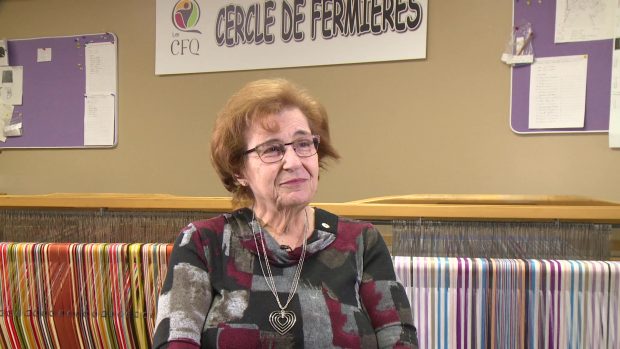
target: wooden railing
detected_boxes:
[2,193,619,258]
[1,193,620,222]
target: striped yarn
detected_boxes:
[394,256,620,349]
[0,243,172,349]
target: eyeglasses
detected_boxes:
[243,135,320,163]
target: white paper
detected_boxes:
[615,1,620,36]
[610,48,620,148]
[4,122,22,136]
[0,119,6,142]
[85,42,117,95]
[610,94,620,148]
[84,94,115,146]
[0,66,23,105]
[0,103,12,123]
[0,39,8,66]
[501,53,534,65]
[612,53,620,93]
[555,0,615,43]
[529,55,588,129]
[607,1,620,147]
[37,48,52,62]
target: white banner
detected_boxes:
[156,0,427,75]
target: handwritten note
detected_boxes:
[84,95,115,146]
[36,48,52,62]
[84,41,116,146]
[529,55,588,129]
[555,0,615,43]
[85,42,116,95]
[609,94,620,148]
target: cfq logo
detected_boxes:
[172,0,202,34]
[171,0,201,55]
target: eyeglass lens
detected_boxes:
[257,136,319,163]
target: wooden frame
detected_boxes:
[1,193,619,222]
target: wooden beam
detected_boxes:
[1,193,620,223]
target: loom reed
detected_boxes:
[392,219,611,259]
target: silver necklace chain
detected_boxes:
[251,208,308,335]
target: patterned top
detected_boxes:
[153,208,418,348]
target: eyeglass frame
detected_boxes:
[243,135,321,163]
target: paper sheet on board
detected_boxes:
[85,42,117,95]
[529,55,588,129]
[0,66,23,105]
[610,38,620,147]
[84,94,115,146]
[555,0,615,43]
[609,94,620,148]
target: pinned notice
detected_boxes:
[528,55,588,129]
[85,42,116,95]
[37,48,52,62]
[0,39,8,66]
[0,66,23,105]
[84,41,116,146]
[84,94,114,146]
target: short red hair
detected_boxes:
[210,79,340,206]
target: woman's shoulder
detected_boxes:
[185,208,251,235]
[185,215,226,233]
[315,207,376,236]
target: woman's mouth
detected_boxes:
[280,178,307,186]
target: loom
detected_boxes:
[1,193,619,348]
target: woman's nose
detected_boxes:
[281,145,302,168]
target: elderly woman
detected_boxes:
[153,79,418,348]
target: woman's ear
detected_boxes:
[234,173,247,187]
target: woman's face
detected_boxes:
[239,107,319,212]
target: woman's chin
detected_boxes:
[275,193,313,210]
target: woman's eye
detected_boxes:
[262,144,282,155]
[296,140,312,148]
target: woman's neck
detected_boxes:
[252,205,314,248]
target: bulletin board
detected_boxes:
[0,33,117,148]
[510,1,613,134]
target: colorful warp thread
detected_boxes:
[0,243,172,349]
[394,257,620,349]
[3,243,618,348]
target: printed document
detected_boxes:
[0,66,23,105]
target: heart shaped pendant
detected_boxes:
[268,310,296,335]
